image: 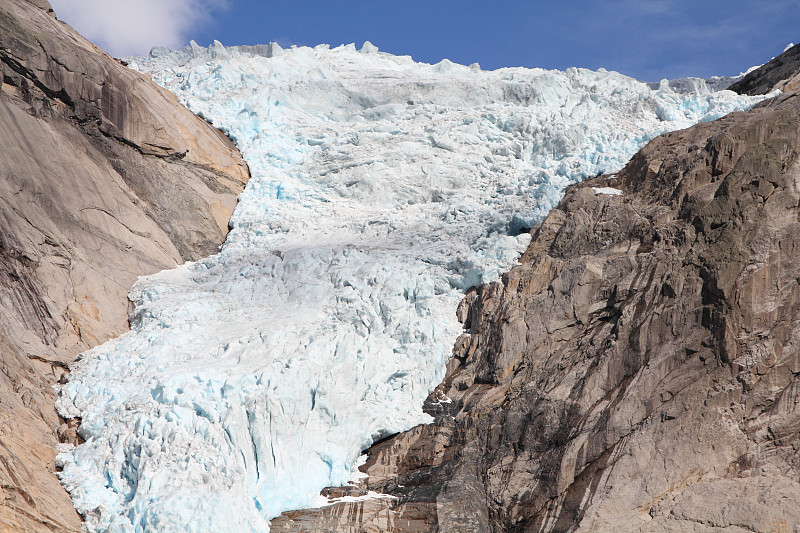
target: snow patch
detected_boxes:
[325,491,397,506]
[592,187,623,196]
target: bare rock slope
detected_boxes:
[273,48,800,532]
[0,0,248,530]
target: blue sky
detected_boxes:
[51,0,799,81]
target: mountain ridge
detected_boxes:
[729,43,800,96]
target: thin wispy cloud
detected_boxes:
[49,0,227,57]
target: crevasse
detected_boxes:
[55,41,769,532]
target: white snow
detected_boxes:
[592,187,623,196]
[55,41,768,532]
[324,491,397,506]
[741,64,763,76]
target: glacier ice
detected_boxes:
[55,41,769,532]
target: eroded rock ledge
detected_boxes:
[0,0,248,530]
[273,60,800,533]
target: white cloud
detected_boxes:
[49,0,226,57]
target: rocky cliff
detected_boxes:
[273,49,800,532]
[0,0,248,530]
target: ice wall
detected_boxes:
[55,41,770,532]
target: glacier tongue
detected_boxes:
[55,42,768,532]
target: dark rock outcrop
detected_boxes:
[729,43,800,96]
[0,0,248,530]
[274,67,800,533]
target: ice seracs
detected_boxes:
[56,41,769,532]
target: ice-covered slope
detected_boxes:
[55,41,770,532]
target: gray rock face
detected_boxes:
[273,79,800,532]
[0,0,248,530]
[22,0,52,16]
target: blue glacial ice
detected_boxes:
[55,41,770,532]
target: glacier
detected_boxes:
[55,40,770,532]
